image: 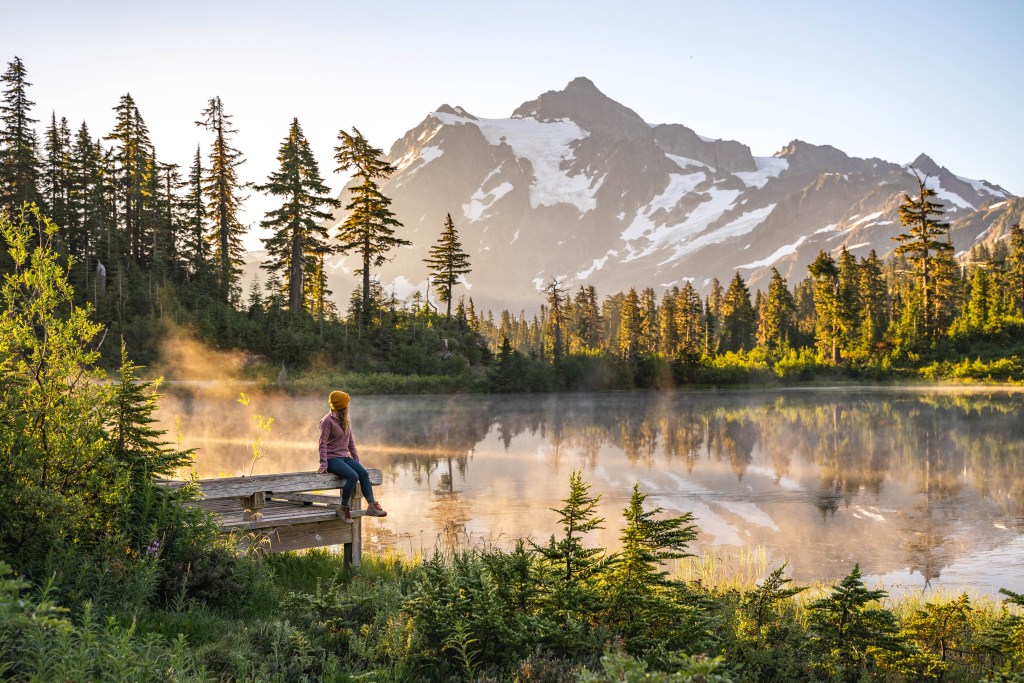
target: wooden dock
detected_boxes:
[161,470,383,566]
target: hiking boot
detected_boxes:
[366,501,388,517]
[338,504,354,524]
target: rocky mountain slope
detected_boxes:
[316,77,1016,313]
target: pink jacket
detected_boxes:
[318,411,359,469]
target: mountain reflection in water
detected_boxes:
[156,387,1024,594]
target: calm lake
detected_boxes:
[156,386,1024,595]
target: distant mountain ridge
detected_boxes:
[310,77,1017,313]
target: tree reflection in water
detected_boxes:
[159,387,1024,592]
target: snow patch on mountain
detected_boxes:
[734,157,789,189]
[576,250,617,280]
[463,181,513,222]
[621,171,709,242]
[738,234,809,270]
[395,121,444,173]
[924,176,974,210]
[668,203,776,261]
[666,154,712,172]
[956,174,1010,199]
[432,109,600,213]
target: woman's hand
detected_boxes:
[317,465,327,474]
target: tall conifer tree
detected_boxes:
[423,212,471,319]
[106,94,159,264]
[1009,222,1024,314]
[893,171,953,341]
[41,113,71,228]
[334,127,408,325]
[0,57,41,215]
[809,251,842,363]
[675,281,703,359]
[196,96,248,303]
[858,250,888,351]
[618,287,643,360]
[756,267,795,351]
[258,118,338,313]
[179,146,208,285]
[66,122,104,291]
[719,272,755,353]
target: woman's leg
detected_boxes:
[346,459,376,503]
[326,457,358,505]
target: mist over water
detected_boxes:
[155,386,1024,594]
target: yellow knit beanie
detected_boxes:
[328,390,350,411]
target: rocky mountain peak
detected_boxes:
[909,153,942,177]
[511,76,651,139]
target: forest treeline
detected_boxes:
[2,55,1023,391]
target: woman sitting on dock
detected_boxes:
[316,390,387,523]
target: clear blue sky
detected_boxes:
[9,0,1023,249]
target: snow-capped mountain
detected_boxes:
[323,77,1016,312]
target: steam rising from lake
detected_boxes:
[155,386,1024,595]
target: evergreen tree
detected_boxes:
[600,292,624,354]
[858,250,888,352]
[334,127,408,325]
[618,287,642,360]
[109,341,193,535]
[604,483,699,653]
[719,272,755,353]
[755,267,795,351]
[809,250,842,363]
[66,122,105,293]
[0,57,41,215]
[675,281,703,359]
[423,213,471,319]
[568,285,601,352]
[639,287,658,354]
[258,118,339,313]
[806,564,906,681]
[932,236,964,335]
[106,94,156,264]
[542,278,568,361]
[706,278,725,355]
[836,247,861,350]
[41,113,71,229]
[893,171,954,341]
[179,145,209,285]
[1009,222,1024,314]
[792,276,817,348]
[154,161,183,278]
[532,470,608,653]
[196,96,248,303]
[658,288,679,357]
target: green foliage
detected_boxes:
[989,588,1024,677]
[806,564,908,681]
[423,212,472,319]
[0,206,117,573]
[334,127,409,324]
[533,470,611,652]
[578,649,734,683]
[196,96,248,303]
[604,484,701,655]
[258,117,339,314]
[0,57,41,214]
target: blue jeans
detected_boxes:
[326,457,375,506]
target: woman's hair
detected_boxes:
[333,406,350,430]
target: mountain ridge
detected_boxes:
[311,78,1016,313]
